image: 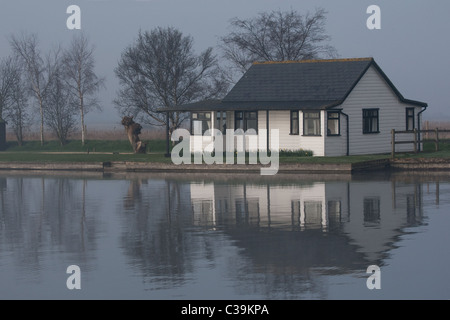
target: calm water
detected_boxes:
[0,170,449,300]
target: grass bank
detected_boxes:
[0,139,449,164]
[4,139,168,153]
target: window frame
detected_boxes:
[191,112,211,135]
[362,108,380,134]
[290,110,299,135]
[406,107,415,131]
[215,111,227,133]
[302,111,321,136]
[234,111,258,133]
[327,111,341,136]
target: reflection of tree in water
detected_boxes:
[0,176,99,275]
[119,179,200,289]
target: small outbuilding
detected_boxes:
[0,120,6,151]
[165,57,427,156]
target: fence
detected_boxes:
[391,128,450,158]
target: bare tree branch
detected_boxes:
[0,56,20,121]
[62,32,105,146]
[220,8,338,77]
[114,27,229,133]
[2,58,30,146]
[45,64,77,146]
[9,32,61,145]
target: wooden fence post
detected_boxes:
[435,127,439,152]
[391,129,395,159]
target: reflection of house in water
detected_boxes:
[190,177,425,266]
[115,173,431,298]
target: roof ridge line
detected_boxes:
[253,57,374,65]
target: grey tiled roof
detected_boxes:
[158,58,427,112]
[223,58,373,103]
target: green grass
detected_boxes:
[0,138,449,165]
[0,152,173,163]
[279,154,391,163]
[392,139,450,159]
[4,139,169,153]
[0,139,173,163]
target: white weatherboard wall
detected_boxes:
[327,65,424,156]
[192,110,326,156]
[267,110,325,156]
[190,110,327,156]
[299,110,325,156]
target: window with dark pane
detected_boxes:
[406,108,414,131]
[290,110,299,135]
[235,111,244,131]
[191,112,211,135]
[327,112,340,136]
[303,111,321,136]
[234,111,258,132]
[362,109,379,134]
[216,111,227,133]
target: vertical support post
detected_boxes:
[266,183,271,229]
[391,129,395,159]
[266,110,269,152]
[435,127,439,152]
[413,128,418,153]
[165,112,170,157]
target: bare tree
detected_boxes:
[5,68,31,146]
[10,32,60,146]
[62,33,104,146]
[114,27,228,134]
[0,56,19,121]
[221,8,337,75]
[45,66,77,146]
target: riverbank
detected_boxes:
[0,157,449,174]
[1,137,450,173]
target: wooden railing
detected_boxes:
[391,128,450,158]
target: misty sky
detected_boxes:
[0,0,449,128]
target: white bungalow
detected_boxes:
[164,58,428,156]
